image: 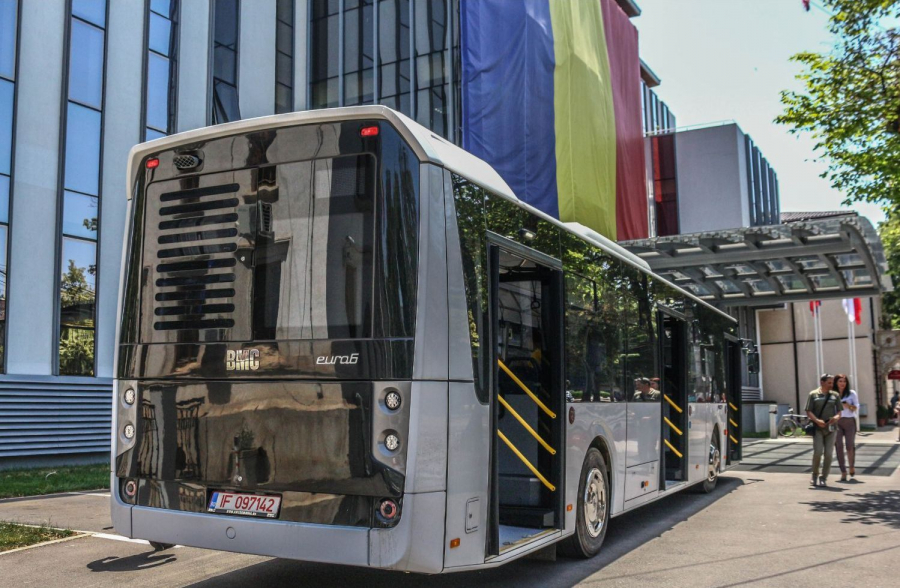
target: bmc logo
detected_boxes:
[226,349,260,371]
[316,353,359,365]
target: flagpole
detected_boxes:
[813,304,822,378]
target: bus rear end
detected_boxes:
[111,110,447,572]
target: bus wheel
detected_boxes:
[699,433,721,494]
[149,541,174,552]
[559,448,609,558]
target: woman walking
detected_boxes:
[834,374,859,481]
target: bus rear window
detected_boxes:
[253,154,375,339]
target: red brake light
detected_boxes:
[360,126,379,137]
[146,158,160,169]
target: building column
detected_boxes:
[239,0,277,119]
[295,0,308,111]
[95,0,144,379]
[6,0,67,376]
[178,0,211,131]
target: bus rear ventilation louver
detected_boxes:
[152,182,239,331]
[173,154,201,170]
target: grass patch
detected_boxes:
[0,464,109,499]
[0,522,74,552]
[742,431,772,439]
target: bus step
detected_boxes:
[499,506,556,528]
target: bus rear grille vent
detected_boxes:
[152,182,239,331]
[173,154,201,170]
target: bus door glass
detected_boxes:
[488,243,564,556]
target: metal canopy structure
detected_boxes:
[621,214,891,307]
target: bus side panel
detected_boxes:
[713,402,727,470]
[403,382,448,493]
[625,402,661,468]
[370,492,446,573]
[566,402,626,522]
[688,404,710,483]
[444,382,491,569]
[413,164,449,381]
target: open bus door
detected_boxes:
[486,240,565,557]
[659,308,689,488]
[725,336,744,463]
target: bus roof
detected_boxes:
[127,105,733,323]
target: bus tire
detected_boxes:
[559,448,609,559]
[149,541,174,552]
[697,431,721,494]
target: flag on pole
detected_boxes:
[809,300,821,314]
[842,298,862,325]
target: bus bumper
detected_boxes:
[112,485,446,574]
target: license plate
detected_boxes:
[208,491,281,518]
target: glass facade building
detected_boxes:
[0,0,17,373]
[0,0,470,464]
[58,0,108,377]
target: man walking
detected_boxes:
[806,374,842,487]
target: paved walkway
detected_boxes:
[734,435,900,477]
[1,467,899,587]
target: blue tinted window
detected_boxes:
[0,174,9,224]
[69,19,105,108]
[63,190,98,239]
[212,80,240,123]
[72,0,106,27]
[146,52,170,131]
[0,79,11,176]
[149,11,172,56]
[150,0,174,18]
[64,103,101,196]
[213,46,236,86]
[59,236,96,376]
[0,0,16,80]
[213,0,239,48]
[61,237,97,293]
[145,128,166,141]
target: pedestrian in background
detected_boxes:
[833,374,859,481]
[806,374,842,487]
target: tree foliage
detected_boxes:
[879,213,900,328]
[777,0,900,206]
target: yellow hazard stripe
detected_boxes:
[729,418,739,428]
[497,359,556,419]
[664,416,683,436]
[664,438,683,458]
[498,430,556,491]
[664,394,683,414]
[729,435,739,445]
[729,402,738,412]
[498,395,556,455]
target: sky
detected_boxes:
[633,0,887,225]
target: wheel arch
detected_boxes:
[589,435,614,495]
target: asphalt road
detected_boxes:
[2,448,899,587]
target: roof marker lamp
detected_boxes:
[360,126,379,137]
[146,158,160,169]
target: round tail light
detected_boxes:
[379,499,399,521]
[124,479,137,498]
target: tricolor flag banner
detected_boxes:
[842,298,862,325]
[809,300,821,315]
[461,0,648,241]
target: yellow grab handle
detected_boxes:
[729,418,739,428]
[497,359,556,419]
[664,438,683,458]
[664,394,683,414]
[664,416,683,436]
[729,402,738,412]
[498,430,555,491]
[498,395,556,455]
[729,434,739,445]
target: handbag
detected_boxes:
[804,391,833,436]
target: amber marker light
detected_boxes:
[450,538,460,549]
[566,504,573,512]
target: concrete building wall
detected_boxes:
[6,0,67,376]
[674,124,750,234]
[758,298,880,426]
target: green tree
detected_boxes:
[879,212,900,328]
[777,0,900,206]
[59,259,95,376]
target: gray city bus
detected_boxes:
[111,106,741,573]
